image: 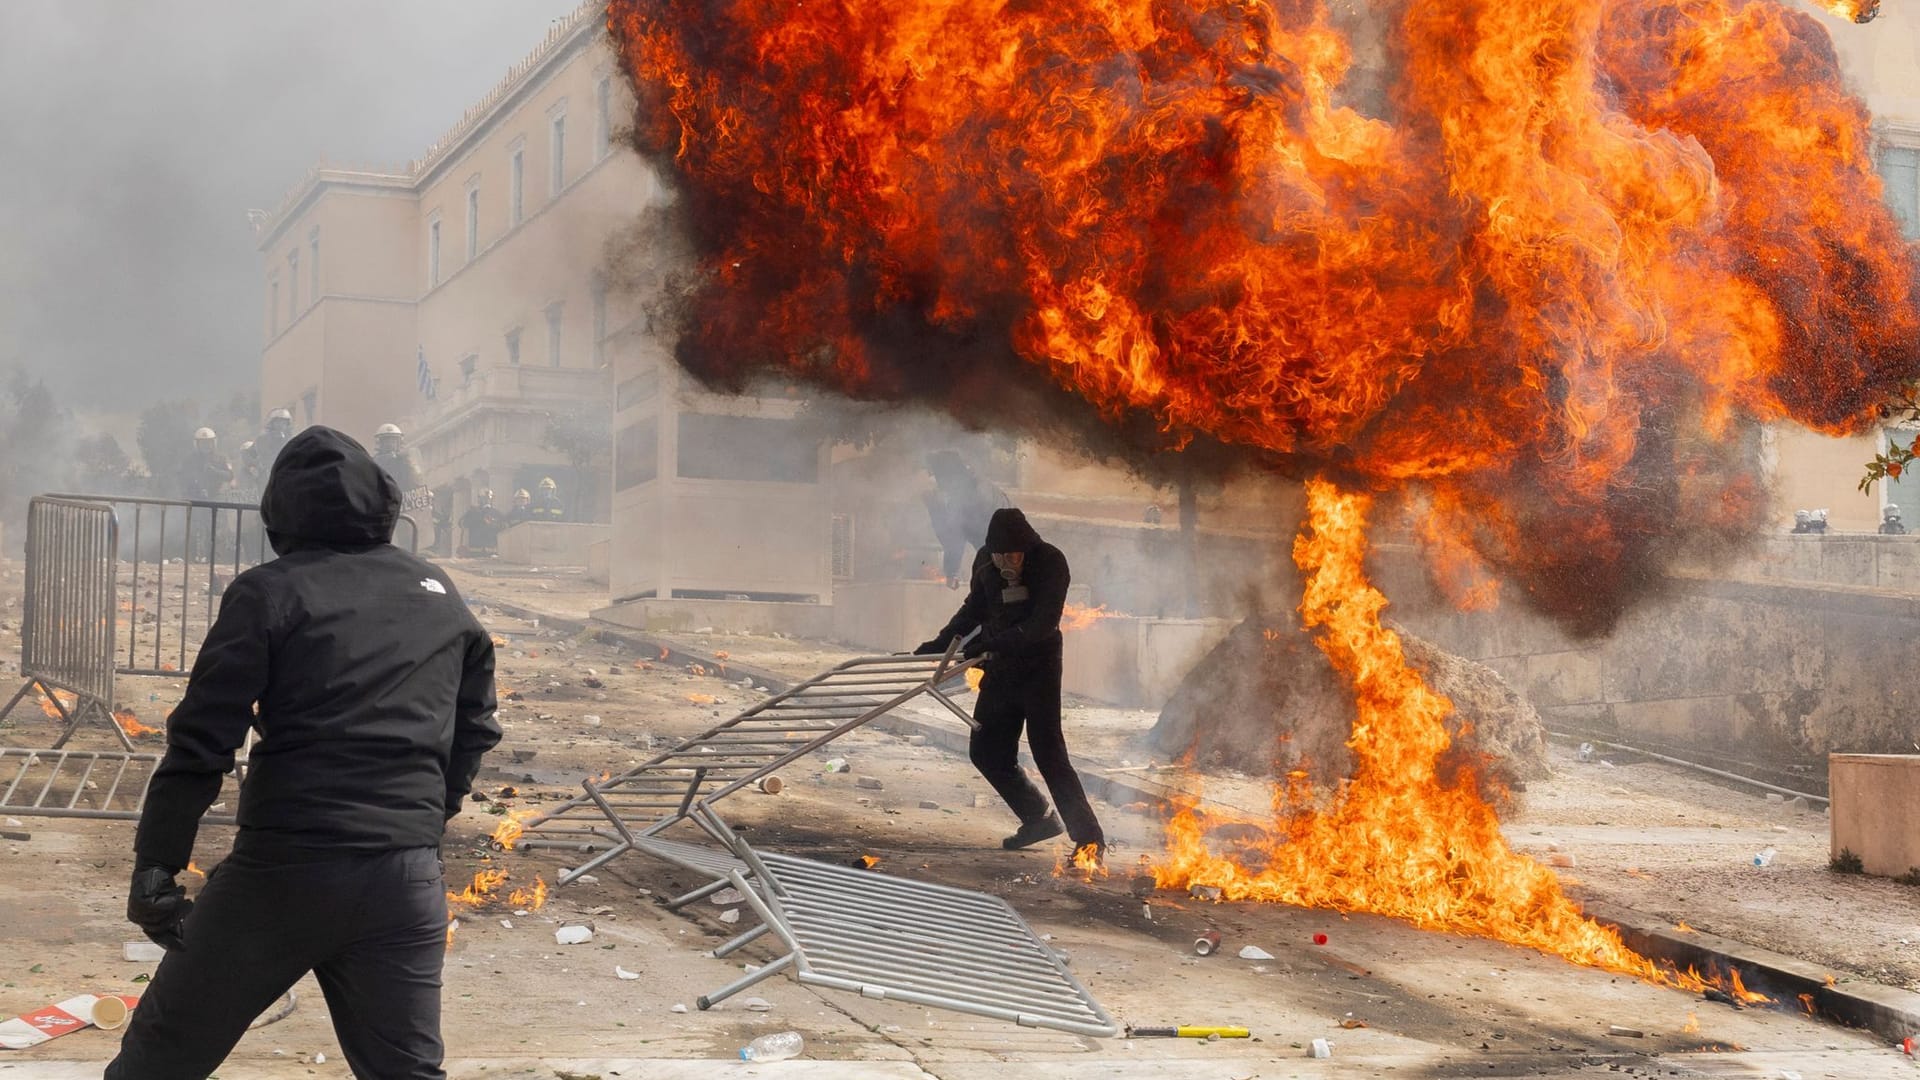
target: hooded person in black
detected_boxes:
[107,426,500,1080]
[916,508,1104,858]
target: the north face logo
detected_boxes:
[420,579,447,595]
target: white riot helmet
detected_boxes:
[375,423,404,454]
[193,427,217,448]
[267,408,294,436]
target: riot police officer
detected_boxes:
[373,423,430,515]
[244,409,296,495]
[181,428,232,502]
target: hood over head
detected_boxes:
[260,426,401,554]
[983,507,1041,554]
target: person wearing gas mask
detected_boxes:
[1881,506,1907,535]
[915,508,1104,862]
[108,426,499,1080]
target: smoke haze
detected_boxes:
[0,1,581,411]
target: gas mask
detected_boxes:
[990,551,1025,584]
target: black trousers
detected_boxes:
[107,846,448,1080]
[970,655,1104,847]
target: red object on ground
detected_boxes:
[1312,933,1329,946]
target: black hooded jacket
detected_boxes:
[135,427,500,870]
[929,509,1069,666]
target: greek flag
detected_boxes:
[416,345,436,399]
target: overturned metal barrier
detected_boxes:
[628,804,1118,1038]
[518,649,979,879]
[0,747,242,823]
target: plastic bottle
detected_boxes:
[740,1031,804,1062]
[1753,847,1777,867]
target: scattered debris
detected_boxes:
[710,888,745,905]
[1238,945,1275,961]
[720,908,741,924]
[555,925,595,945]
[1312,933,1329,946]
[824,758,849,773]
[1607,1024,1646,1038]
[856,776,884,790]
[1189,884,1223,902]
[918,799,940,810]
[671,1003,689,1014]
[742,996,773,1012]
[1309,1037,1333,1058]
[757,776,785,795]
[122,941,165,963]
[1193,931,1223,956]
[1548,853,1577,869]
[615,966,641,980]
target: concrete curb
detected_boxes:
[475,591,1920,1046]
[1586,901,1920,1045]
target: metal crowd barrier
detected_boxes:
[0,747,244,823]
[518,648,980,880]
[0,497,122,748]
[2,494,419,815]
[631,804,1118,1038]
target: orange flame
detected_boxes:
[964,668,985,693]
[857,854,881,869]
[1053,842,1110,881]
[36,689,77,720]
[687,692,718,705]
[1681,1012,1700,1034]
[490,810,538,851]
[1152,482,1771,998]
[447,865,549,913]
[185,861,206,880]
[608,0,1919,637]
[1060,604,1120,633]
[113,709,160,738]
[1822,0,1880,21]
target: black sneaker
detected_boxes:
[1002,813,1065,850]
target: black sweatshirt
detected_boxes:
[135,427,501,870]
[931,509,1069,665]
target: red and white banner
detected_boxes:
[0,994,139,1050]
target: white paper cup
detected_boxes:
[90,995,129,1031]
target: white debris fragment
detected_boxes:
[743,996,773,1012]
[1308,1038,1332,1059]
[616,966,641,980]
[500,920,513,929]
[583,715,602,727]
[720,908,741,924]
[575,874,600,885]
[1238,945,1275,960]
[711,888,745,905]
[555,925,595,945]
[123,941,165,962]
[671,1003,689,1013]
[313,1052,328,1064]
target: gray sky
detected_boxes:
[0,0,584,412]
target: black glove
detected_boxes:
[912,639,946,656]
[128,859,192,952]
[962,635,993,660]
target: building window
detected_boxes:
[427,216,442,287]
[509,141,525,226]
[268,274,280,336]
[505,326,522,366]
[308,228,320,302]
[465,183,480,260]
[594,76,612,161]
[1880,145,1920,240]
[287,249,300,317]
[676,414,819,483]
[548,106,567,196]
[615,418,659,491]
[590,275,608,366]
[546,301,564,367]
[459,353,479,385]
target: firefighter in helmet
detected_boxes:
[531,476,565,521]
[508,488,535,527]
